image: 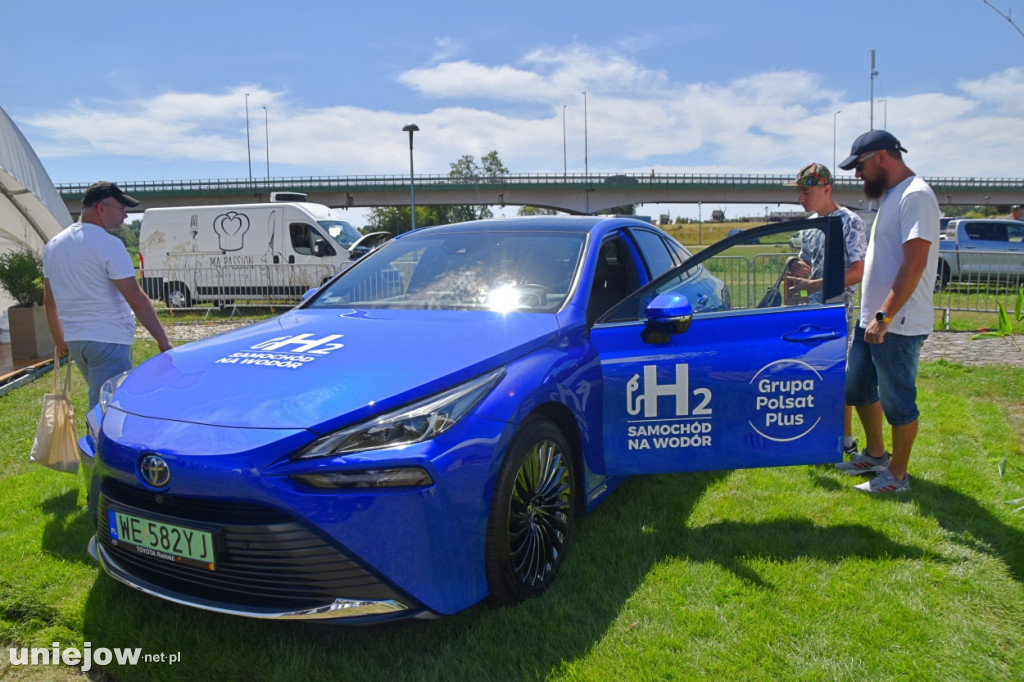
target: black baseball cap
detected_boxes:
[82,181,140,208]
[838,130,908,170]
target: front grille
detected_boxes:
[98,478,412,611]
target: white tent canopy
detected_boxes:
[0,104,71,312]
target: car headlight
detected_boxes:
[290,467,433,490]
[294,367,506,460]
[98,370,131,414]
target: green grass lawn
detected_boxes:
[1,339,1023,681]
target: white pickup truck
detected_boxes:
[936,219,1024,290]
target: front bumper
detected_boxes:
[84,406,513,620]
[88,536,422,622]
[91,477,429,623]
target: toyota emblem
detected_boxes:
[139,454,171,488]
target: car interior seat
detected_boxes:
[587,240,634,325]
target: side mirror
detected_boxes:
[642,293,693,344]
[313,241,327,257]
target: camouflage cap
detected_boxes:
[787,163,833,187]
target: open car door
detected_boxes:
[591,216,848,476]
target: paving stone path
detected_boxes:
[919,331,1024,368]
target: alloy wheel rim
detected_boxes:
[507,438,571,587]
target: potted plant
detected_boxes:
[0,247,54,359]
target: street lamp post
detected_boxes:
[833,110,841,177]
[869,49,879,130]
[582,91,588,178]
[698,201,703,246]
[402,123,419,232]
[262,105,270,179]
[244,93,253,189]
[562,105,567,179]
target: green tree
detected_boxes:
[439,151,506,223]
[370,151,509,230]
[117,219,140,253]
[479,150,509,179]
[603,204,637,215]
[367,206,442,234]
[518,206,557,216]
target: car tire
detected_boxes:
[485,417,575,606]
[934,263,950,292]
[164,282,192,308]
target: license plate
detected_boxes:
[108,510,216,570]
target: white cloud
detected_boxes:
[958,66,1024,115]
[20,49,1024,182]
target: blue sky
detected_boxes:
[3,0,1023,221]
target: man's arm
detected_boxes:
[112,277,173,352]
[42,278,68,357]
[844,260,864,288]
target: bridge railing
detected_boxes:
[57,173,1024,197]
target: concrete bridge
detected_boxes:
[57,172,1024,216]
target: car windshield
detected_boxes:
[321,220,364,249]
[310,230,586,312]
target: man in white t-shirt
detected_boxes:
[834,131,940,494]
[43,181,172,407]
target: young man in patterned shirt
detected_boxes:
[784,162,868,459]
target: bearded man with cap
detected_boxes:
[43,181,172,408]
[833,131,940,494]
[785,162,867,459]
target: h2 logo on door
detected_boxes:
[626,364,712,418]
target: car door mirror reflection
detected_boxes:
[642,292,693,343]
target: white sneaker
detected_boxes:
[854,469,911,494]
[835,451,891,476]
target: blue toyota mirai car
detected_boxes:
[80,214,849,623]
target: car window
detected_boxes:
[322,220,363,249]
[1009,223,1024,243]
[630,227,678,278]
[311,231,585,312]
[965,222,1008,242]
[602,221,836,323]
[291,223,336,256]
[587,235,641,326]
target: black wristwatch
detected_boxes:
[875,310,892,324]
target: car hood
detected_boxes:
[111,309,560,430]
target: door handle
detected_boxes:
[783,326,841,345]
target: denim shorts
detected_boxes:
[67,340,133,408]
[845,326,927,426]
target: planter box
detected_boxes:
[7,306,54,359]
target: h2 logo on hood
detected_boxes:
[251,334,345,355]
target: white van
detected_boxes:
[139,197,362,307]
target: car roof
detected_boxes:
[399,215,659,236]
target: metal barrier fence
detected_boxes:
[138,263,340,312]
[704,249,1023,323]
[137,251,1021,323]
[702,253,799,310]
[934,249,1024,321]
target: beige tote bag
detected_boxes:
[29,352,79,474]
